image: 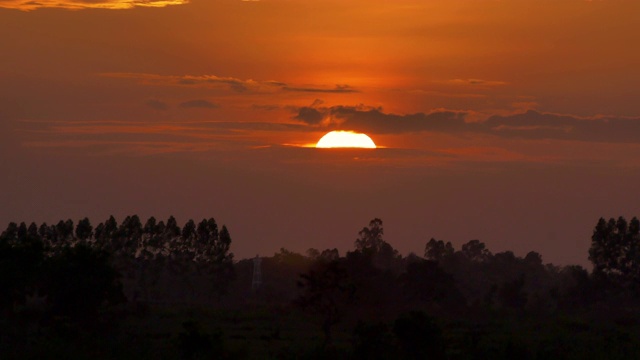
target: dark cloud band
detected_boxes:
[295,106,640,143]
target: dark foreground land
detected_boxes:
[2,216,640,359]
[4,302,640,359]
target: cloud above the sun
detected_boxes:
[294,105,640,144]
[0,0,188,11]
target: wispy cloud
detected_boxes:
[18,118,309,155]
[446,79,508,86]
[179,99,219,109]
[101,72,359,95]
[283,84,359,93]
[407,89,487,99]
[103,73,286,93]
[0,0,188,11]
[145,99,168,111]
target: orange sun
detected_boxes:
[316,131,377,149]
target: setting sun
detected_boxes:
[315,131,377,149]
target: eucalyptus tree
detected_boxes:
[118,215,143,257]
[424,238,454,262]
[354,218,401,272]
[55,219,74,245]
[137,216,162,303]
[75,217,93,245]
[355,218,385,254]
[589,216,640,292]
[209,225,234,295]
[95,215,118,251]
[0,222,44,311]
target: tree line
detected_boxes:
[248,216,640,356]
[2,215,640,359]
[0,215,234,318]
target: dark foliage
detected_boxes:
[296,259,355,347]
[589,216,640,294]
[352,321,395,360]
[42,244,125,319]
[393,311,446,360]
[399,259,466,309]
[4,215,640,359]
[0,223,44,311]
[178,320,225,360]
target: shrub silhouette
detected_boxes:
[42,244,125,319]
[393,311,446,360]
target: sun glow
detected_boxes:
[315,131,377,149]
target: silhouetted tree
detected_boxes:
[42,244,125,319]
[524,251,543,266]
[208,225,234,296]
[118,215,142,256]
[95,215,118,250]
[354,218,401,272]
[355,218,385,254]
[296,260,354,347]
[259,248,312,303]
[556,265,594,309]
[498,274,528,311]
[165,215,182,239]
[0,223,44,311]
[55,219,74,245]
[400,259,466,309]
[38,222,52,245]
[461,239,491,262]
[75,217,93,244]
[306,248,321,259]
[424,238,454,262]
[320,248,340,261]
[180,219,197,254]
[143,216,159,249]
[589,217,640,290]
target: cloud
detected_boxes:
[294,105,640,143]
[294,105,467,134]
[0,0,188,11]
[103,73,285,93]
[408,89,487,99]
[294,107,324,125]
[21,118,308,141]
[145,99,168,111]
[283,84,359,93]
[444,79,508,87]
[18,118,309,155]
[179,99,218,109]
[483,110,640,143]
[101,72,358,95]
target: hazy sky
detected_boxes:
[2,0,640,266]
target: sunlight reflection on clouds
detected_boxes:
[0,0,188,11]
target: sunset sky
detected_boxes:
[2,0,640,266]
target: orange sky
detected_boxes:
[2,0,640,265]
